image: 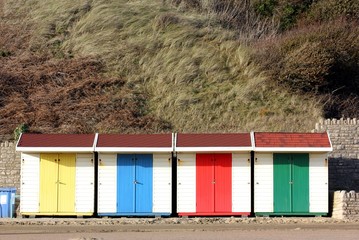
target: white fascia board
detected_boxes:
[326,131,333,151]
[250,131,255,150]
[254,147,333,153]
[16,147,94,153]
[95,147,173,153]
[16,133,23,149]
[93,133,99,150]
[175,147,253,152]
[172,133,177,153]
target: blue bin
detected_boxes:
[0,188,16,218]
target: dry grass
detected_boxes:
[0,53,171,135]
[2,0,324,133]
[252,19,359,118]
[0,1,170,136]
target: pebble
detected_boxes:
[0,217,358,226]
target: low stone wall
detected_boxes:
[0,141,21,193]
[332,190,359,219]
[314,118,359,192]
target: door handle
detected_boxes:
[289,181,293,184]
[134,181,138,184]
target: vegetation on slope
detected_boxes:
[2,0,358,135]
[0,0,170,135]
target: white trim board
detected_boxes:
[254,147,332,152]
[95,147,173,153]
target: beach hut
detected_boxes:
[95,134,173,216]
[253,132,332,216]
[16,133,97,217]
[175,133,253,216]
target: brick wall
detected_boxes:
[0,141,21,194]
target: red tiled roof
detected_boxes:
[17,134,96,147]
[97,134,172,148]
[177,133,251,147]
[254,132,331,148]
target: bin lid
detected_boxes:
[0,187,16,192]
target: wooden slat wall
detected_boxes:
[309,153,328,213]
[254,153,273,213]
[177,153,196,213]
[152,153,172,213]
[232,153,251,213]
[20,153,40,213]
[76,153,94,213]
[98,153,117,213]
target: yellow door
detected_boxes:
[57,153,76,213]
[40,153,58,213]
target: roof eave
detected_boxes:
[16,147,95,153]
[175,147,253,152]
[95,147,173,153]
[254,147,333,152]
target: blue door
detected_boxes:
[117,154,153,214]
[117,154,135,213]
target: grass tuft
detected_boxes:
[2,0,325,133]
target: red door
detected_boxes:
[196,153,232,213]
[214,153,232,212]
[196,154,215,213]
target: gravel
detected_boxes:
[0,217,358,226]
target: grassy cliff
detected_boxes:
[2,0,358,135]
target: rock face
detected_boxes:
[332,190,359,219]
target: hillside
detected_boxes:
[0,0,358,137]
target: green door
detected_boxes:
[273,153,309,213]
[273,154,291,212]
[292,153,309,213]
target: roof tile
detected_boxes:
[177,133,251,147]
[254,132,331,148]
[17,134,95,147]
[97,134,172,148]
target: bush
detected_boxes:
[303,0,359,23]
[0,50,11,57]
[14,124,28,140]
[253,0,277,17]
[253,19,359,117]
[279,41,334,91]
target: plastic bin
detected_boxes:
[0,188,16,218]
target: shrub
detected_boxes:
[14,124,29,140]
[253,19,359,117]
[253,0,278,17]
[0,50,11,57]
[303,0,359,23]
